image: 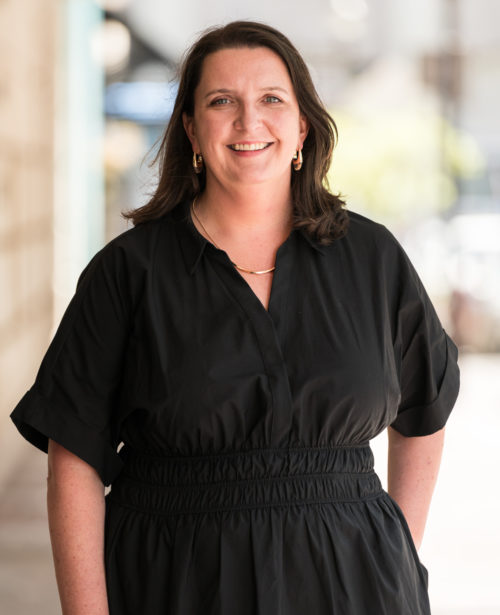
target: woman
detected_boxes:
[11,21,459,615]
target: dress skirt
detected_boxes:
[104,445,430,615]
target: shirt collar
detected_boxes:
[171,199,325,275]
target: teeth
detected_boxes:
[230,143,270,151]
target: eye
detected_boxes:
[210,97,231,106]
[264,95,281,103]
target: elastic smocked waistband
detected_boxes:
[109,445,383,517]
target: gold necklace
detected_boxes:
[190,197,276,275]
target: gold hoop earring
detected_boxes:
[193,152,204,174]
[292,149,303,171]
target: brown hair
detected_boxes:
[123,21,348,244]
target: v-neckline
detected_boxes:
[208,242,283,316]
[187,206,295,316]
[205,234,296,359]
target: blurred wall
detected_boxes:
[0,0,59,486]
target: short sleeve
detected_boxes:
[386,231,460,437]
[10,241,133,486]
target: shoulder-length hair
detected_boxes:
[124,20,348,244]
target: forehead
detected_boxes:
[196,46,293,91]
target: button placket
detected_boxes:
[206,240,295,447]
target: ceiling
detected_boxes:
[123,0,384,64]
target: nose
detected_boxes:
[233,102,261,132]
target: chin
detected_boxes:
[229,167,291,187]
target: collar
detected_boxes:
[171,199,325,275]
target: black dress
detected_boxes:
[11,199,460,614]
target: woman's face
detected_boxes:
[183,46,309,191]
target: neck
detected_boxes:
[195,178,293,239]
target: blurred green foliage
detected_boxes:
[327,107,485,223]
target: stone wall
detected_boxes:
[0,0,59,485]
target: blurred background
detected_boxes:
[1,0,499,613]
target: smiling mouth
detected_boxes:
[228,142,273,151]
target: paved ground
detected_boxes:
[0,353,499,614]
[0,445,59,614]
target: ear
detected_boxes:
[297,113,309,149]
[182,112,200,152]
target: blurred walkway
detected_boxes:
[0,445,59,614]
[1,354,499,614]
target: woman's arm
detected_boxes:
[47,439,109,615]
[387,426,446,551]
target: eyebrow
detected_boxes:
[203,86,289,99]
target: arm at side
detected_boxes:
[387,426,445,551]
[47,439,109,615]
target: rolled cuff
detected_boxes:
[10,387,123,486]
[390,333,460,437]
